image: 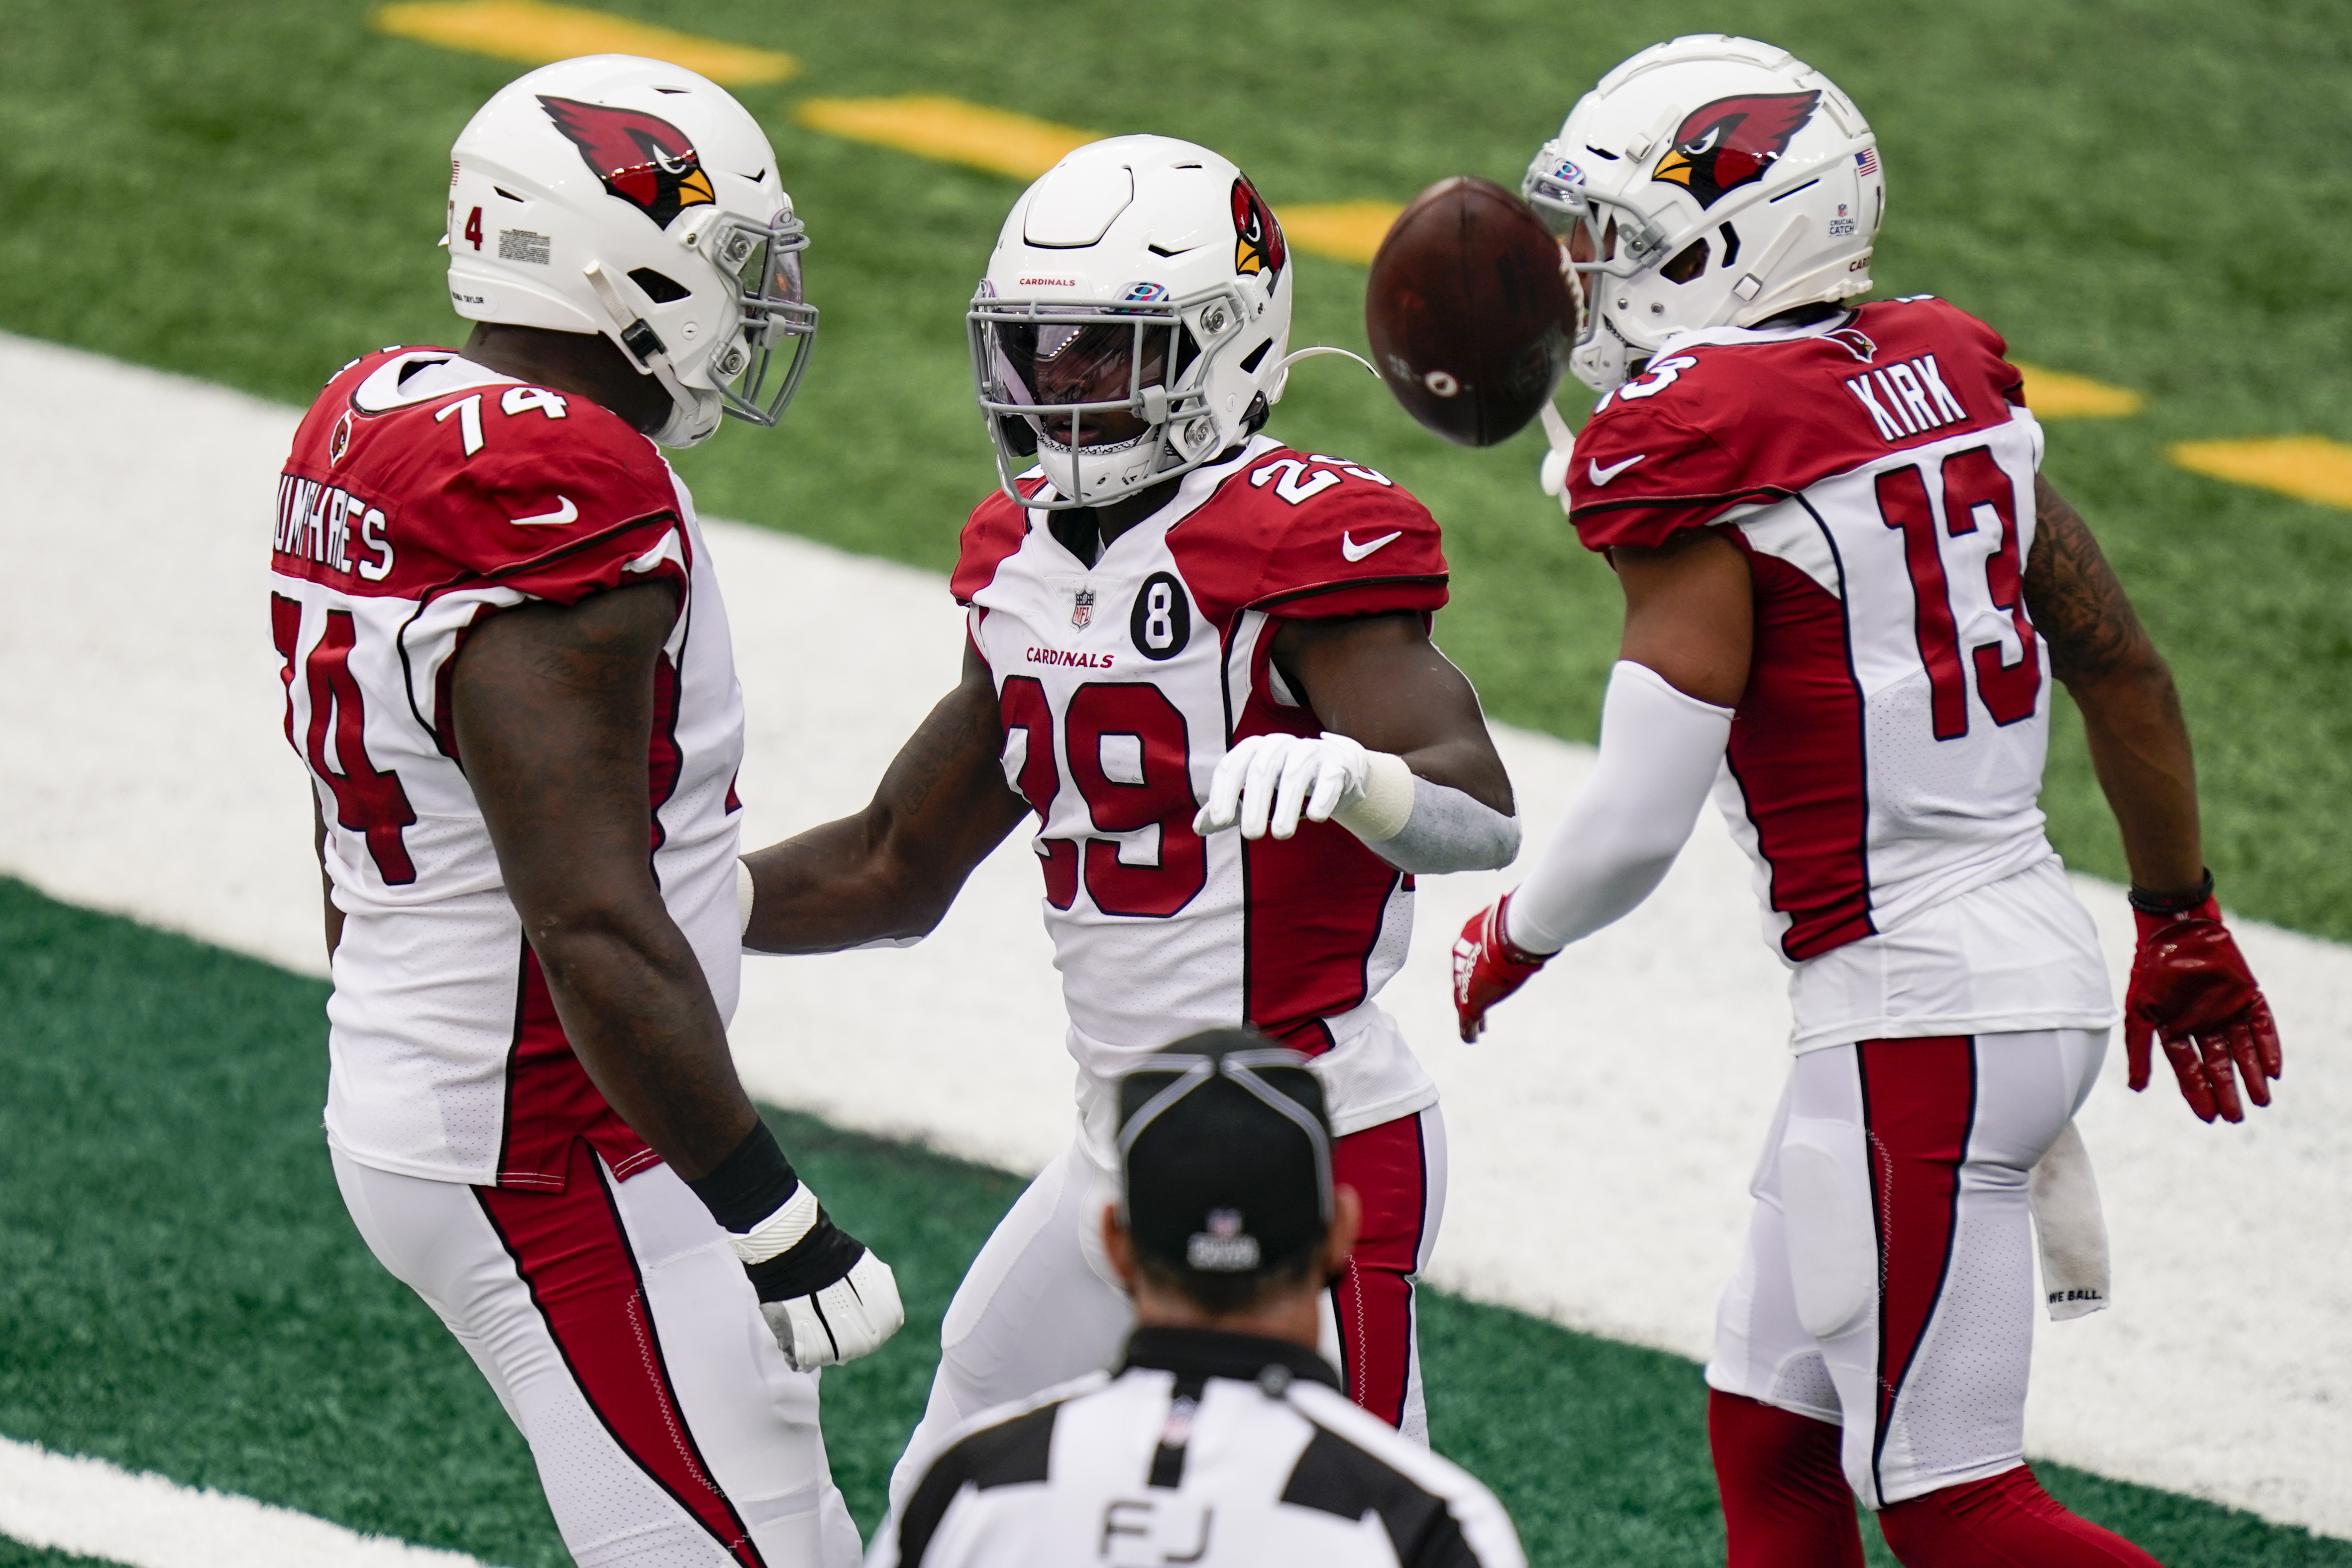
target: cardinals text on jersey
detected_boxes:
[954,438,1450,1138]
[1565,298,2113,1048]
[272,347,747,1187]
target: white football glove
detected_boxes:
[1193,732,1375,841]
[760,1249,904,1369]
[729,1182,906,1370]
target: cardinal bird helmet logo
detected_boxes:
[538,96,717,229]
[1230,177,1286,281]
[1651,91,1822,209]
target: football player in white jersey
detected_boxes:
[739,136,1521,1507]
[1445,36,2281,1568]
[274,57,900,1567]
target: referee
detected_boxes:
[867,1029,1524,1567]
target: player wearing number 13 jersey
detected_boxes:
[1448,37,2281,1568]
[736,136,1520,1514]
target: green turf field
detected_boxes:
[1,0,2348,939]
[2,4,2348,1564]
[5,876,2346,1567]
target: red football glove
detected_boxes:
[2124,895,2282,1124]
[1453,894,1552,1043]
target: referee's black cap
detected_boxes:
[1116,1028,1333,1284]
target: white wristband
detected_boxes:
[737,859,756,938]
[1331,750,1416,842]
[728,1180,820,1266]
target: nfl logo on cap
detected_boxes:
[1187,1208,1262,1272]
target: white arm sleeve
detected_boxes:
[1331,750,1522,874]
[1502,660,1733,955]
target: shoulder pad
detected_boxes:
[953,487,1031,606]
[1173,446,1449,622]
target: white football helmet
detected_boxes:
[446,55,816,448]
[969,135,1295,509]
[1523,35,1884,392]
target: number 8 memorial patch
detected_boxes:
[1130,572,1191,661]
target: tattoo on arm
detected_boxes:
[2023,477,2202,890]
[2025,476,2156,687]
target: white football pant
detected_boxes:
[333,1138,862,1567]
[886,1103,1446,1517]
[1707,1029,2106,1508]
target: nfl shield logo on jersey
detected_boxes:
[1070,586,1095,628]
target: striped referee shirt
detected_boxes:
[867,1328,1524,1568]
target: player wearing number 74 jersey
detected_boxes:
[1450,34,2282,1568]
[738,134,1520,1513]
[272,57,902,1568]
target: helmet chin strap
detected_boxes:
[649,390,723,449]
[583,260,721,448]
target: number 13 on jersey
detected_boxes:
[1876,442,2041,741]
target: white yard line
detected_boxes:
[0,1437,495,1568]
[2,333,2347,1537]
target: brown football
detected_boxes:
[1365,176,1573,447]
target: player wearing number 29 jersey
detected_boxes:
[884,434,1476,1502]
[738,136,1520,1523]
[956,436,1447,1103]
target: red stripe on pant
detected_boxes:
[1328,1112,1428,1427]
[477,1137,764,1568]
[1855,1037,1976,1507]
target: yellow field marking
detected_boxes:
[2015,362,2143,419]
[372,0,799,85]
[2171,436,2352,510]
[795,96,1093,181]
[1275,201,1403,266]
[793,97,1397,266]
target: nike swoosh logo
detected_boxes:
[1587,454,1646,486]
[509,496,578,526]
[1340,529,1402,562]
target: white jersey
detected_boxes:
[953,438,1452,1137]
[273,347,746,1187]
[1566,299,2114,1050]
[870,1329,1524,1568]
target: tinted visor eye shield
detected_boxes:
[707,208,817,427]
[1115,1044,1333,1278]
[967,288,1235,508]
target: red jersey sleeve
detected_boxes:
[952,488,1031,606]
[280,352,690,606]
[1223,449,1449,620]
[1565,385,1751,551]
[1918,296,2026,408]
[431,398,686,606]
